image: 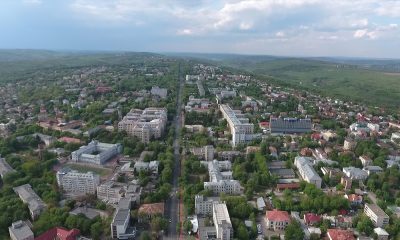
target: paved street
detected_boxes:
[165,63,184,239]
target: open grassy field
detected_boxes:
[221,58,400,109]
[65,163,112,177]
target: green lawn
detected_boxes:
[64,163,111,176]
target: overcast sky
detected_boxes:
[1,0,400,58]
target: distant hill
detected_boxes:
[235,58,400,108]
[177,53,400,109]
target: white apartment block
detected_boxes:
[194,195,221,215]
[97,181,125,204]
[213,202,233,240]
[111,208,131,239]
[294,157,322,188]
[71,140,122,165]
[118,108,167,143]
[56,168,100,195]
[219,104,258,147]
[203,160,241,195]
[364,203,389,228]
[13,184,47,220]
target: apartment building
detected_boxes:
[9,221,34,240]
[364,203,390,228]
[71,140,122,165]
[56,168,100,195]
[13,184,47,220]
[219,104,258,147]
[190,145,215,161]
[111,208,131,239]
[97,181,125,204]
[150,86,167,99]
[203,160,241,195]
[269,117,312,134]
[0,156,15,179]
[194,195,221,215]
[266,210,291,231]
[212,203,233,240]
[118,108,167,143]
[294,157,322,188]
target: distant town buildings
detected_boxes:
[13,184,47,220]
[118,108,167,143]
[269,117,312,134]
[71,140,122,165]
[56,168,100,195]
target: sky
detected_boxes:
[0,0,400,58]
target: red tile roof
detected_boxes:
[58,137,81,144]
[327,229,355,240]
[266,210,291,222]
[35,227,80,240]
[276,183,300,190]
[304,213,321,225]
[138,203,165,215]
[347,194,362,203]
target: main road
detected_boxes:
[165,63,184,239]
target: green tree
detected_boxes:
[285,221,305,240]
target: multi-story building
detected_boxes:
[343,167,368,180]
[111,208,131,239]
[203,160,241,195]
[9,221,34,240]
[269,117,312,134]
[219,104,258,147]
[391,132,400,145]
[265,210,291,231]
[360,155,373,167]
[13,184,47,220]
[195,195,221,215]
[71,140,122,165]
[97,181,125,204]
[364,203,390,228]
[0,156,15,179]
[294,157,322,188]
[212,202,233,240]
[118,108,167,143]
[150,86,167,99]
[57,168,100,195]
[190,145,215,161]
[185,96,211,113]
[343,138,357,151]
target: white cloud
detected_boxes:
[354,29,368,38]
[276,31,286,37]
[239,22,253,30]
[177,29,194,35]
